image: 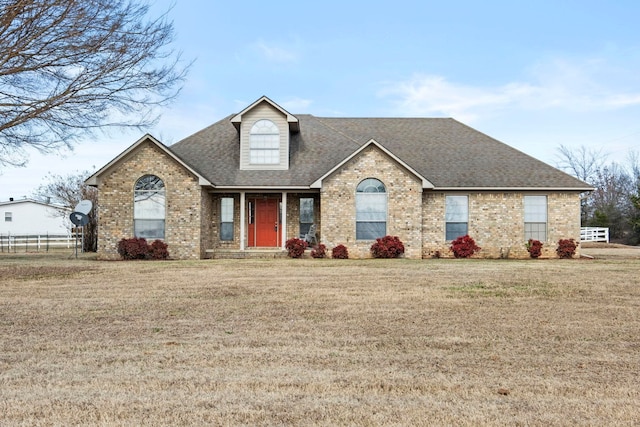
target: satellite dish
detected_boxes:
[75,200,93,215]
[70,211,89,226]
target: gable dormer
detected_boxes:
[231,96,299,171]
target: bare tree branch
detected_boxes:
[555,144,608,185]
[33,169,98,251]
[0,0,190,167]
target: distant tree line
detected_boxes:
[557,145,640,245]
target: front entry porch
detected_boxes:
[204,191,320,258]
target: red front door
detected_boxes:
[248,198,280,247]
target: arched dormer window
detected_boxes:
[250,119,280,164]
[134,174,166,239]
[355,178,387,240]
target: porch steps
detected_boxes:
[207,249,288,259]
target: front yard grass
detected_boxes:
[1,254,638,425]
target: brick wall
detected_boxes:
[285,193,320,242]
[97,140,583,260]
[320,145,423,259]
[208,194,241,251]
[96,140,203,260]
[422,191,582,259]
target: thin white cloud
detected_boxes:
[254,39,298,63]
[379,56,640,122]
[281,97,312,112]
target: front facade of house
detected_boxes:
[87,96,591,260]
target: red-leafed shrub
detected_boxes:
[117,237,149,260]
[285,237,307,258]
[370,235,405,259]
[556,238,577,259]
[149,239,170,260]
[117,238,170,260]
[331,244,349,259]
[526,239,543,258]
[450,235,481,258]
[310,244,327,259]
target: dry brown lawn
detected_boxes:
[0,252,639,426]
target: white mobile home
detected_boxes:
[0,198,70,236]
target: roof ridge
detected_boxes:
[308,115,363,147]
[305,116,453,120]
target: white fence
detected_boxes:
[580,227,609,243]
[0,233,81,252]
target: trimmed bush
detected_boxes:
[370,235,405,259]
[149,239,170,260]
[450,235,481,258]
[117,238,170,260]
[526,239,543,258]
[556,238,577,259]
[117,237,149,260]
[285,237,307,258]
[331,244,349,259]
[310,244,327,259]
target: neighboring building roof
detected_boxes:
[0,198,70,235]
[0,198,67,209]
[170,114,592,191]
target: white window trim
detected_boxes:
[445,195,469,241]
[249,119,280,165]
[524,195,548,242]
[220,197,234,241]
[355,178,388,241]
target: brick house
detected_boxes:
[86,96,592,259]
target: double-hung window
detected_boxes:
[220,197,234,241]
[249,119,280,164]
[524,195,547,241]
[356,178,387,240]
[134,175,165,239]
[445,195,468,240]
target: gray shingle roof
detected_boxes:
[169,114,591,190]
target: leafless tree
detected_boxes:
[556,144,607,184]
[0,0,189,167]
[33,170,98,251]
[555,144,607,225]
[557,144,640,243]
[590,163,634,239]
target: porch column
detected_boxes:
[240,191,246,251]
[281,192,287,249]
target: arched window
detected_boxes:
[134,175,165,239]
[356,178,387,240]
[250,119,280,164]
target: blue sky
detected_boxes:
[2,0,640,200]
